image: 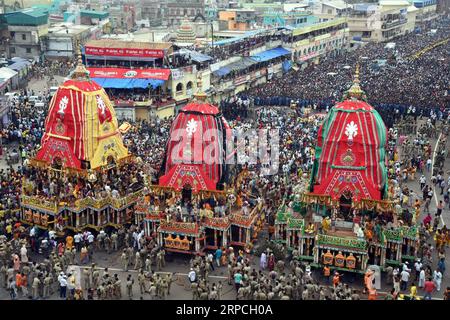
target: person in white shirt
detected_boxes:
[58,273,67,299]
[433,269,442,291]
[400,269,410,291]
[74,233,81,252]
[414,259,422,280]
[418,268,426,288]
[402,262,411,272]
[188,269,197,283]
[87,233,94,244]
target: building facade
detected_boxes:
[218,9,256,31]
[4,9,50,60]
[347,1,415,43]
[289,18,349,67]
[165,0,206,28]
[413,0,439,24]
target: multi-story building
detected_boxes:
[437,0,450,13]
[108,5,135,33]
[262,10,318,28]
[312,1,352,21]
[412,0,439,24]
[42,23,94,60]
[289,17,349,67]
[218,9,257,31]
[165,0,206,28]
[347,1,415,43]
[141,0,164,26]
[4,8,50,60]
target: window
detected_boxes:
[10,47,15,54]
[10,31,15,37]
[26,48,31,53]
[176,83,184,95]
[186,81,193,90]
[22,34,26,40]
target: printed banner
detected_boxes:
[87,67,171,80]
[85,46,165,58]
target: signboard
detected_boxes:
[293,18,346,36]
[85,46,165,58]
[87,67,171,80]
[299,51,320,61]
[171,69,184,81]
[234,75,250,86]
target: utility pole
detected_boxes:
[211,22,214,58]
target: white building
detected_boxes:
[347,1,416,43]
[312,1,352,21]
[44,23,93,60]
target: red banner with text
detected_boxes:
[85,46,165,58]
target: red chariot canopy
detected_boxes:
[87,68,171,80]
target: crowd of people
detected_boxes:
[0,15,449,301]
[240,17,450,126]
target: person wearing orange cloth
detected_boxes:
[332,272,342,287]
[364,268,375,294]
[15,273,22,296]
[368,287,377,300]
[66,235,74,250]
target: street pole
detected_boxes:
[211,22,214,58]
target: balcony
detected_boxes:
[381,19,407,30]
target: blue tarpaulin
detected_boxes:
[213,67,231,77]
[8,59,31,72]
[250,47,291,63]
[282,60,292,72]
[91,78,164,89]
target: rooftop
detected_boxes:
[48,23,92,36]
[79,9,109,19]
[322,1,352,10]
[379,0,410,6]
[4,8,49,26]
[85,39,172,50]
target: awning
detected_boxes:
[8,59,31,72]
[250,47,291,63]
[213,66,231,77]
[92,78,164,89]
[213,57,256,77]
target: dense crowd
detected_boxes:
[0,16,449,300]
[241,17,450,124]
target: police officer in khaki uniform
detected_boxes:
[160,279,168,300]
[111,232,118,251]
[114,274,122,299]
[121,250,129,271]
[0,264,7,288]
[43,274,52,298]
[126,274,134,299]
[32,276,41,300]
[83,267,91,289]
[92,268,100,290]
[137,270,146,294]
